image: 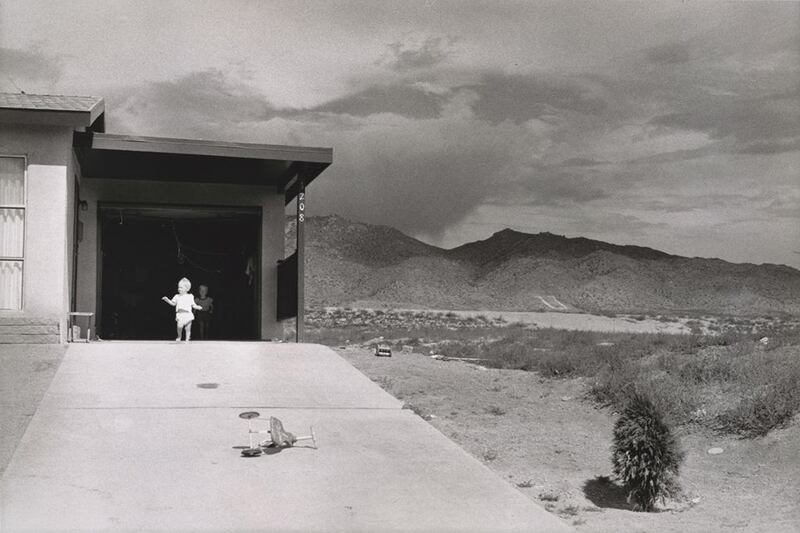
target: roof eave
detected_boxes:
[84,132,332,164]
[0,107,105,130]
[73,131,332,202]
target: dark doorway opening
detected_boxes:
[99,204,261,340]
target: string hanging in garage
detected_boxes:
[170,222,223,273]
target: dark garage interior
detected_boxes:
[99,205,261,340]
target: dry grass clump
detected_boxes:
[442,326,800,437]
[714,347,800,437]
[307,307,799,437]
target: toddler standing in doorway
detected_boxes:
[162,277,203,341]
[194,284,214,340]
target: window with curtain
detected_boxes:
[0,156,25,309]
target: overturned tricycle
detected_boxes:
[238,411,317,457]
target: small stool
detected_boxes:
[67,312,94,342]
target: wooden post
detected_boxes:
[295,175,305,343]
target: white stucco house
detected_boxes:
[0,93,330,343]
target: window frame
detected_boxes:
[0,154,27,309]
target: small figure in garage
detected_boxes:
[162,277,203,341]
[194,284,214,340]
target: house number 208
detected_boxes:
[298,193,305,222]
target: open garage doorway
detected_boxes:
[98,204,261,340]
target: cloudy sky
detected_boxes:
[2,1,798,267]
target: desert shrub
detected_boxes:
[685,319,704,335]
[589,353,640,406]
[640,373,699,425]
[760,325,800,351]
[612,393,684,511]
[670,348,738,384]
[715,349,800,437]
[437,340,485,359]
[536,350,581,376]
[492,342,538,371]
[551,329,598,349]
[702,329,751,347]
[717,382,799,437]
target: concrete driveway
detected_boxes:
[0,344,65,478]
[0,342,569,532]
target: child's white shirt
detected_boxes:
[171,293,197,313]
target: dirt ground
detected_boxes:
[338,346,800,532]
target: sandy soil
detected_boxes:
[338,346,800,532]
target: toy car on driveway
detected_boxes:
[374,344,392,357]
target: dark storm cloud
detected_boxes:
[625,143,727,165]
[637,193,763,214]
[510,210,671,240]
[490,169,607,207]
[579,213,670,237]
[737,138,800,155]
[109,69,281,137]
[466,72,607,123]
[379,36,453,72]
[559,157,606,167]
[524,171,607,205]
[309,115,531,238]
[764,196,800,218]
[312,85,446,119]
[0,46,62,85]
[645,42,691,65]
[108,68,539,238]
[650,92,800,147]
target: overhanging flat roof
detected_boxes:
[0,93,105,131]
[74,132,332,202]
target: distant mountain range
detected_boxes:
[287,215,800,316]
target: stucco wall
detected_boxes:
[76,179,285,339]
[0,124,73,339]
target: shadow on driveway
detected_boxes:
[0,344,66,477]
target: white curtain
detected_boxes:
[0,157,24,205]
[0,157,25,309]
[0,260,22,309]
[0,208,24,258]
